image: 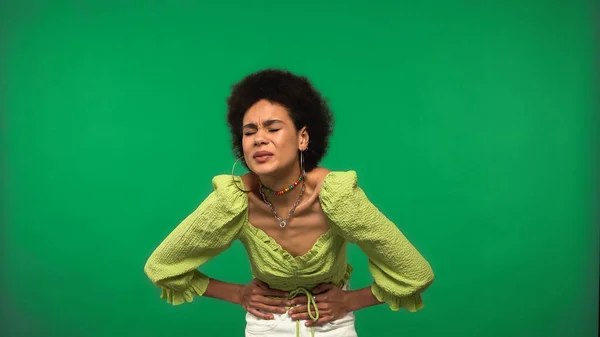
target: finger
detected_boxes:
[289,304,307,315]
[247,307,274,320]
[314,292,331,303]
[255,296,292,307]
[251,302,288,314]
[289,295,309,306]
[260,288,290,298]
[312,283,335,294]
[306,316,333,327]
[254,279,269,289]
[289,303,328,317]
[290,292,327,306]
[289,312,312,321]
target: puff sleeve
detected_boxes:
[143,175,247,305]
[320,171,434,312]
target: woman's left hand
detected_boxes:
[287,283,350,326]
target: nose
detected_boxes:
[254,129,267,146]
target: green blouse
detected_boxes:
[144,170,434,312]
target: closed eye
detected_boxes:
[242,128,280,136]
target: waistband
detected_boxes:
[272,283,348,337]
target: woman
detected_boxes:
[144,69,434,337]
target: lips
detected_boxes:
[253,151,273,158]
[253,151,273,163]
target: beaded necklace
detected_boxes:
[259,180,305,228]
[260,174,304,195]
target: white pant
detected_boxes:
[244,310,358,337]
[244,285,358,337]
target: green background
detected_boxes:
[2,1,598,336]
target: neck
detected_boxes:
[257,166,304,205]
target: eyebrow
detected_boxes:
[242,119,284,129]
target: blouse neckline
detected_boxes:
[237,171,336,260]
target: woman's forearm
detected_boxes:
[203,278,245,305]
[346,286,383,312]
[203,279,383,312]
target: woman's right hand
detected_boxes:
[239,279,291,319]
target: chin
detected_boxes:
[248,162,279,176]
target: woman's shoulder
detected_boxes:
[209,168,360,199]
[210,174,243,191]
[204,174,249,211]
[309,167,360,201]
[316,168,359,188]
[213,169,359,187]
[307,167,332,184]
[314,168,364,217]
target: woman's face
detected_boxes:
[241,99,307,177]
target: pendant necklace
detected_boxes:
[259,179,305,228]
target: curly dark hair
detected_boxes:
[226,68,334,172]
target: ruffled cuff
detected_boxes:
[159,270,210,305]
[337,264,354,288]
[371,282,425,312]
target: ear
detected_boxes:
[298,126,309,151]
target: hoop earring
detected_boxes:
[300,150,306,176]
[231,156,252,193]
